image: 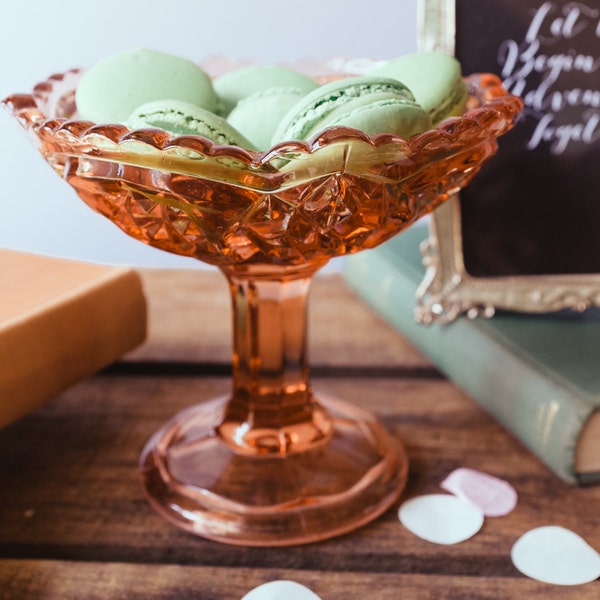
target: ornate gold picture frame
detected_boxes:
[415,0,600,323]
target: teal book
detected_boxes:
[344,226,600,485]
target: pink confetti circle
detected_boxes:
[440,468,518,517]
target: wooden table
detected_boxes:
[1,269,599,599]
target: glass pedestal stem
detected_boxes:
[139,266,409,546]
[218,266,331,457]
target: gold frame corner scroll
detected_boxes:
[415,0,600,323]
[415,198,600,324]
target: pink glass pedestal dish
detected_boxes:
[3,68,521,546]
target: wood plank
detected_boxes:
[0,374,598,589]
[2,270,599,598]
[1,559,598,600]
[129,270,432,369]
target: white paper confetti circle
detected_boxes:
[511,526,600,586]
[398,493,484,545]
[241,580,322,600]
[440,467,518,517]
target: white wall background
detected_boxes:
[0,0,418,269]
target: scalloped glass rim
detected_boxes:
[2,67,523,189]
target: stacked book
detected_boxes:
[0,249,147,428]
[344,226,600,485]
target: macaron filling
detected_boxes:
[127,100,255,148]
[273,77,431,143]
[327,98,433,139]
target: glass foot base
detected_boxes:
[139,394,409,546]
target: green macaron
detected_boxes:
[76,48,217,124]
[371,52,468,125]
[127,100,256,149]
[227,86,309,150]
[271,76,432,144]
[213,65,319,115]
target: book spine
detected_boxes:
[0,269,146,428]
[344,246,589,484]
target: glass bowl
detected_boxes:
[3,64,522,546]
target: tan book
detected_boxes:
[0,249,147,427]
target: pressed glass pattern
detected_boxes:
[3,66,521,546]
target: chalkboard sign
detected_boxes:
[416,0,600,321]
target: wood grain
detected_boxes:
[0,560,590,600]
[128,271,432,369]
[1,270,598,599]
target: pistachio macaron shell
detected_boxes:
[227,87,310,150]
[127,100,256,149]
[327,99,433,139]
[76,48,217,124]
[371,52,468,124]
[213,65,319,116]
[271,76,432,144]
[77,49,467,153]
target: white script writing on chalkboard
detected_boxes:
[497,1,600,155]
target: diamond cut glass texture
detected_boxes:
[3,64,522,547]
[5,70,521,270]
